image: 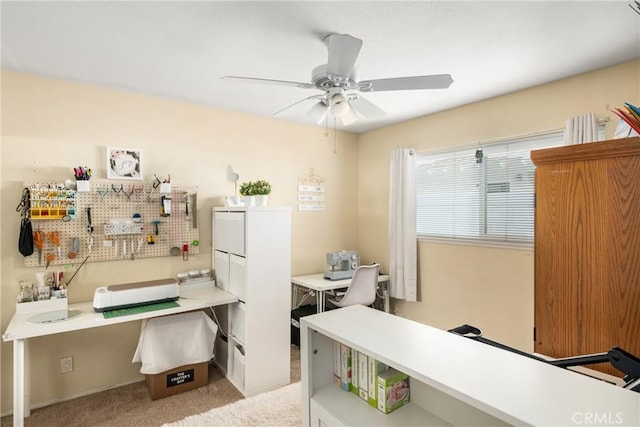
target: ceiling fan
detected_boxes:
[222,33,454,126]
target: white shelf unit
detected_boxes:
[212,207,291,397]
[300,305,640,427]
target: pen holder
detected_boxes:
[76,180,91,192]
[159,183,171,194]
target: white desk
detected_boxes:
[291,273,390,313]
[2,284,238,427]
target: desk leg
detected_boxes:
[13,338,29,427]
[317,290,325,312]
[291,283,298,308]
[383,281,390,313]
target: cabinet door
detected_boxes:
[214,212,245,255]
[214,250,230,291]
[309,398,348,427]
[533,139,640,376]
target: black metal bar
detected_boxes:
[448,324,640,393]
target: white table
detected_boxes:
[291,273,390,313]
[2,284,238,427]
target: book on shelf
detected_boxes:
[351,350,359,396]
[339,343,351,392]
[357,351,368,401]
[368,356,386,408]
[333,341,341,387]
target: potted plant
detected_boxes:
[239,181,255,206]
[252,180,271,206]
[238,180,271,207]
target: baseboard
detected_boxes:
[0,377,143,418]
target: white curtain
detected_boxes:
[388,149,417,302]
[564,113,598,145]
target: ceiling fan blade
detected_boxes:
[307,101,328,124]
[349,95,386,119]
[222,76,315,90]
[357,74,454,92]
[273,95,323,116]
[325,34,363,77]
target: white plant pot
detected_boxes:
[225,196,245,207]
[243,195,256,207]
[254,195,269,206]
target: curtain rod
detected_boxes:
[416,117,609,155]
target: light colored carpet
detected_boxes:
[0,346,301,427]
[163,382,301,427]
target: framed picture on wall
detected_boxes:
[106,147,143,180]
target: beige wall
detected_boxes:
[1,59,638,413]
[358,59,640,351]
[0,71,359,413]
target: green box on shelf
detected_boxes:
[376,367,410,414]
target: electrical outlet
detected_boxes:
[60,356,73,373]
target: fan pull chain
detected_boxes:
[324,112,329,137]
[333,117,338,154]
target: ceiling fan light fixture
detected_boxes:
[330,94,351,118]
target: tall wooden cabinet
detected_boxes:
[531,137,640,374]
[212,206,292,396]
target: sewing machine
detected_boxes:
[323,250,360,280]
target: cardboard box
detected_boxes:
[377,368,410,414]
[145,362,208,400]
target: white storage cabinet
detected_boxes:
[300,305,640,427]
[213,207,291,397]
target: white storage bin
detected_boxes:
[16,298,67,314]
[214,250,230,291]
[214,212,245,255]
[214,335,229,373]
[229,254,247,302]
[230,301,246,345]
[232,345,245,388]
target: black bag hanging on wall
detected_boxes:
[17,187,34,257]
[19,217,34,257]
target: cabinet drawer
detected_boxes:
[214,212,245,255]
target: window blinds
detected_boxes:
[416,132,566,245]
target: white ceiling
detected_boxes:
[2,1,639,133]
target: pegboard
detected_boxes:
[23,179,199,268]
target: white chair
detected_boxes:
[328,264,380,308]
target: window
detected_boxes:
[416,128,603,246]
